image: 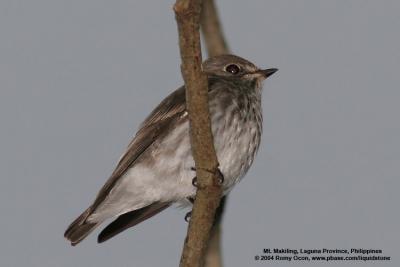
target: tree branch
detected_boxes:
[174,1,223,267]
[203,196,226,267]
[200,0,229,57]
[200,1,230,267]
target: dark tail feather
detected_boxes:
[64,207,99,246]
[98,202,170,243]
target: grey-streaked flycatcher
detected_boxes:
[64,54,277,245]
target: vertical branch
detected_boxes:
[203,197,226,267]
[174,1,223,267]
[200,1,229,267]
[200,0,229,57]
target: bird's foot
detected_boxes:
[184,211,192,222]
[216,168,224,185]
[190,167,224,186]
[184,197,194,222]
[192,177,198,187]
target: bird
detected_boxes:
[64,54,277,245]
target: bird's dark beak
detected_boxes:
[257,68,278,78]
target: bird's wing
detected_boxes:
[90,86,186,212]
[97,202,170,243]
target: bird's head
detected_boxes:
[202,54,277,83]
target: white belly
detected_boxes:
[89,109,261,222]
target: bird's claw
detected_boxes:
[216,168,224,185]
[191,168,224,187]
[192,177,198,187]
[184,211,192,222]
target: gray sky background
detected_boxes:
[1,1,399,266]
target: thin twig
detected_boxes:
[174,1,223,267]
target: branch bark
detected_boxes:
[174,1,223,267]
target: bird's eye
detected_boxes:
[225,64,240,75]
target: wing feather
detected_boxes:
[90,87,186,212]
